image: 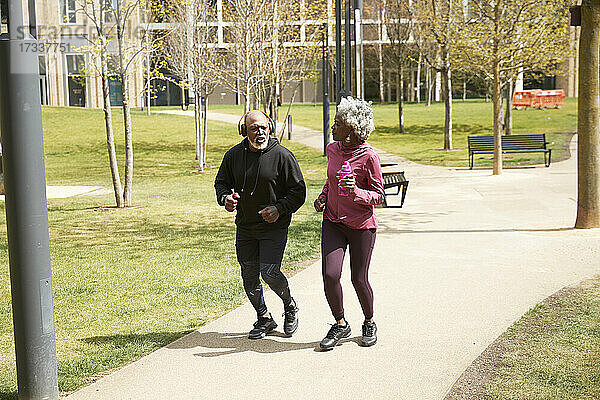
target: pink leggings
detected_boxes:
[321,219,376,321]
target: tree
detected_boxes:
[384,0,413,133]
[412,0,462,150]
[575,0,600,228]
[161,0,219,172]
[109,0,147,205]
[218,0,325,125]
[219,0,273,112]
[262,0,325,129]
[455,0,572,174]
[78,0,128,207]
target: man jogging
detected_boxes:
[215,110,306,339]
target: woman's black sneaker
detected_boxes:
[360,321,377,347]
[319,322,351,350]
[248,315,277,339]
[282,299,299,336]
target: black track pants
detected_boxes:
[236,225,292,317]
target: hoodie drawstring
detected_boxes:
[241,143,262,197]
[251,154,261,196]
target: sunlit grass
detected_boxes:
[209,98,578,167]
[0,107,326,398]
[487,276,600,400]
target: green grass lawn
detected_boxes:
[0,107,327,398]
[486,275,600,400]
[208,98,577,167]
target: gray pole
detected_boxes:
[344,0,352,96]
[359,0,364,98]
[353,0,362,98]
[0,0,59,397]
[335,0,342,101]
[323,23,330,156]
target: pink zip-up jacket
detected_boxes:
[320,141,385,229]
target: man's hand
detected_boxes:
[258,206,280,223]
[337,173,356,194]
[314,195,326,212]
[224,192,240,212]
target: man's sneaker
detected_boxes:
[248,315,277,339]
[319,322,351,350]
[282,299,299,336]
[360,321,377,347]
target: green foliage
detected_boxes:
[0,107,326,396]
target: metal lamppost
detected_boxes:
[0,0,59,397]
[322,23,330,155]
[354,0,363,99]
[344,0,352,96]
[334,0,343,101]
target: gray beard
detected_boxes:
[250,137,268,150]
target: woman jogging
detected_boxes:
[314,96,385,350]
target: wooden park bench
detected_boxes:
[467,134,552,169]
[381,170,409,207]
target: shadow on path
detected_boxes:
[167,331,323,357]
[378,227,578,235]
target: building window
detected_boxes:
[66,54,86,106]
[1,0,8,33]
[104,0,117,23]
[39,55,49,105]
[108,75,123,106]
[60,0,77,23]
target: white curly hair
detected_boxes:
[337,96,375,141]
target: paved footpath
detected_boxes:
[0,186,109,201]
[68,111,600,400]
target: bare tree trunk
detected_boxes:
[386,70,391,102]
[194,86,201,166]
[202,94,208,168]
[416,53,422,103]
[101,45,123,207]
[505,78,514,134]
[379,45,385,103]
[181,85,186,111]
[492,1,503,175]
[245,80,251,112]
[379,4,385,103]
[117,17,134,206]
[463,80,466,101]
[398,65,405,133]
[272,0,280,127]
[194,89,204,172]
[146,46,151,116]
[409,67,415,102]
[426,66,432,107]
[492,59,503,175]
[575,0,600,228]
[442,61,453,149]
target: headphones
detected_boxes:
[238,110,275,137]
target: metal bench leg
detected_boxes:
[469,153,473,169]
[400,182,409,207]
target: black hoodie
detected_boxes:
[214,137,306,228]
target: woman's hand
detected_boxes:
[338,173,356,194]
[314,195,327,212]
